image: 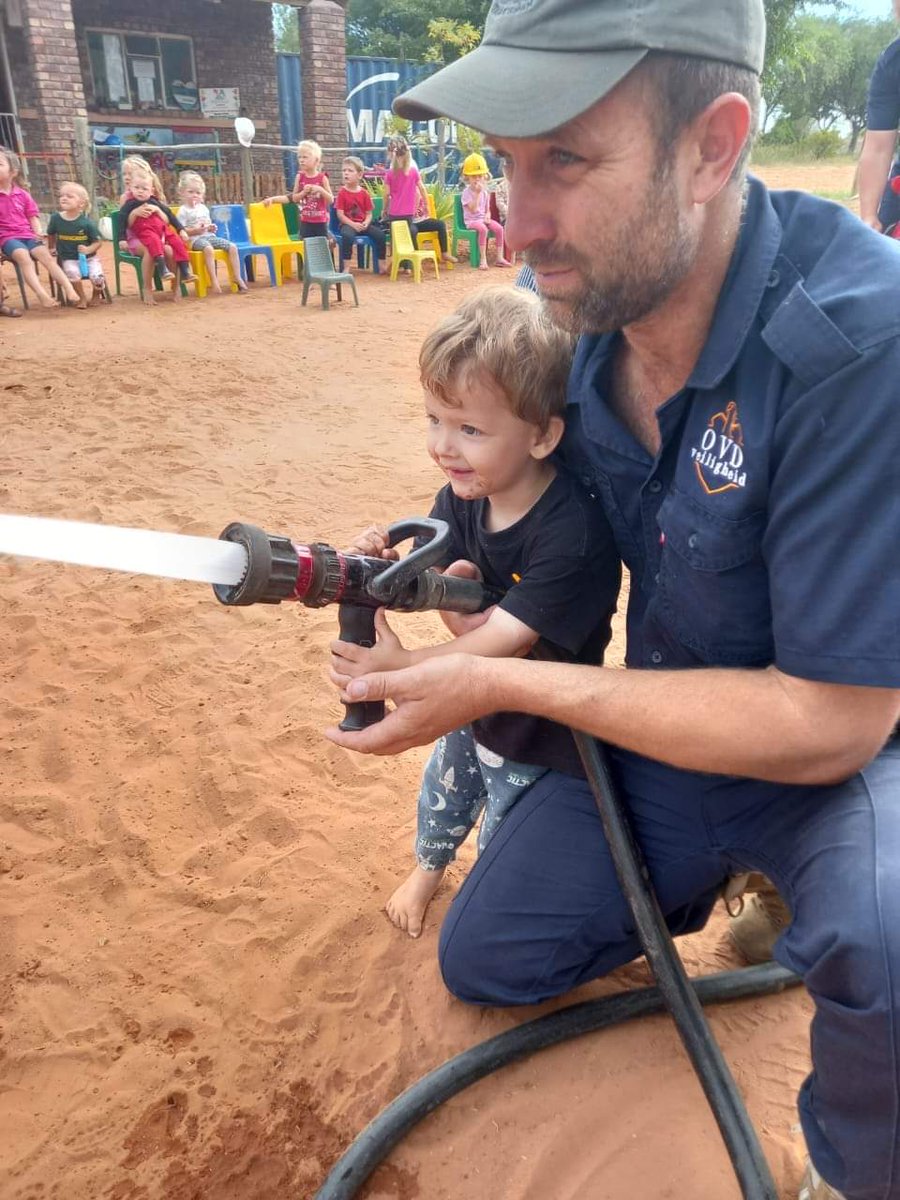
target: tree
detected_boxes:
[272,4,300,54]
[346,0,490,61]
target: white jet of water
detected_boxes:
[0,514,248,587]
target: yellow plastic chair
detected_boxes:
[389,220,439,283]
[414,192,450,266]
[189,247,241,298]
[247,202,304,285]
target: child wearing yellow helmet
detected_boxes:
[460,152,510,270]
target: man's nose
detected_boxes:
[503,182,556,256]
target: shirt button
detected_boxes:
[650,650,664,665]
[767,268,780,288]
[654,572,660,584]
[687,533,699,549]
[648,480,662,494]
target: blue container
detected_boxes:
[78,252,89,279]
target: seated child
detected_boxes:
[335,155,386,265]
[118,174,196,296]
[46,181,106,306]
[460,152,511,270]
[331,286,621,937]
[0,147,81,309]
[263,138,334,241]
[175,170,247,294]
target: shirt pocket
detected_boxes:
[655,491,773,665]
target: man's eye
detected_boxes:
[549,148,583,168]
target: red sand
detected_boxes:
[1,242,812,1199]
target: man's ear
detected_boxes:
[531,415,565,459]
[689,93,752,204]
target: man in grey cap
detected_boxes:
[328,4,900,1197]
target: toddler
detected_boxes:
[263,138,333,240]
[47,181,106,306]
[0,147,81,309]
[334,155,386,265]
[118,174,196,300]
[460,153,510,269]
[331,287,620,937]
[175,171,247,294]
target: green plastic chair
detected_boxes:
[111,209,187,299]
[301,236,358,309]
[452,192,500,268]
[283,202,301,241]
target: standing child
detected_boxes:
[460,153,511,269]
[263,138,333,240]
[175,171,247,294]
[118,174,196,303]
[46,181,107,306]
[0,148,81,309]
[383,136,457,265]
[334,155,386,266]
[331,287,620,937]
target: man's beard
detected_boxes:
[525,169,698,335]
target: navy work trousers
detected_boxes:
[438,740,900,1200]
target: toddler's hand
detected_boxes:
[330,609,411,681]
[346,525,398,560]
[263,197,274,207]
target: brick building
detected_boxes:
[0,0,348,205]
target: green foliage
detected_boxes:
[347,0,490,61]
[804,128,845,158]
[272,4,300,54]
[425,180,455,222]
[454,125,483,155]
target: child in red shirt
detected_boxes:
[334,156,386,266]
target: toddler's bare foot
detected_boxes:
[142,293,156,306]
[386,865,445,938]
[38,295,59,309]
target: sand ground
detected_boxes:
[0,165,831,1200]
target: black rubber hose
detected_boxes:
[572,732,784,1200]
[315,961,801,1200]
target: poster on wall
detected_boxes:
[200,88,241,118]
[90,125,221,172]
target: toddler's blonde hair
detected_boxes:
[59,181,90,213]
[177,170,206,198]
[420,286,575,433]
[122,155,166,203]
[342,156,365,178]
[296,139,322,167]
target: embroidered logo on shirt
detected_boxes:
[690,401,747,494]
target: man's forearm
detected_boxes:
[475,658,899,785]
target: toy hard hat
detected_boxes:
[461,152,489,177]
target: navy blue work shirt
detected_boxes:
[561,176,900,691]
[866,36,900,226]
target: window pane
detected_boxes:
[124,35,158,57]
[87,31,130,106]
[161,38,198,111]
[127,56,161,109]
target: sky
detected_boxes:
[826,0,894,16]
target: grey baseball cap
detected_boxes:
[394,0,765,137]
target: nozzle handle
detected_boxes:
[337,602,385,731]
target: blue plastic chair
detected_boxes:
[209,204,276,287]
[329,207,381,275]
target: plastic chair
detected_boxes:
[189,247,240,298]
[248,202,304,285]
[329,207,381,275]
[301,236,358,309]
[452,192,500,268]
[2,253,29,308]
[209,204,277,287]
[110,210,187,300]
[282,202,301,241]
[389,220,439,283]
[414,192,446,265]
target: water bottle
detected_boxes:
[78,251,89,279]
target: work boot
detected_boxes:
[798,1160,847,1200]
[727,873,791,964]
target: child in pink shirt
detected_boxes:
[0,147,81,308]
[460,153,510,270]
[383,136,456,264]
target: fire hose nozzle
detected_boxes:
[213,523,300,606]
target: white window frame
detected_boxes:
[85,28,197,112]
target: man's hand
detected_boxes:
[325,653,491,755]
[330,608,411,677]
